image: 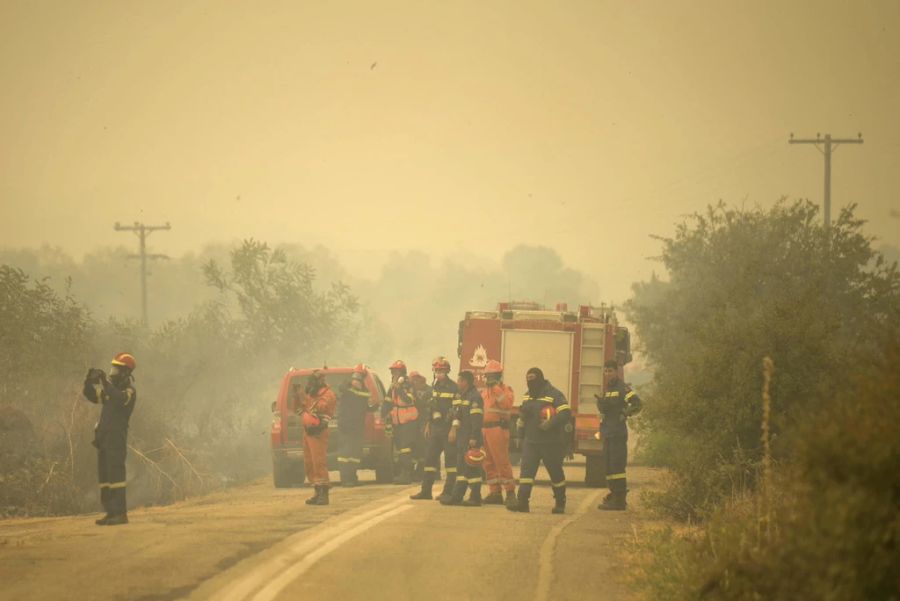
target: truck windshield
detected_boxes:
[289,373,353,393]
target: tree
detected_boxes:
[203,239,360,358]
[628,200,900,519]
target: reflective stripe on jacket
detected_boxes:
[389,386,419,425]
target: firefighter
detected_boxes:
[440,370,485,506]
[480,360,517,508]
[410,356,459,501]
[299,370,337,505]
[408,370,432,480]
[382,360,419,484]
[507,367,571,514]
[337,365,372,487]
[596,358,642,510]
[82,352,137,526]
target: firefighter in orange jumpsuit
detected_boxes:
[480,360,517,509]
[299,370,337,505]
[382,360,419,484]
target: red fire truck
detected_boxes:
[457,301,632,487]
[269,366,394,487]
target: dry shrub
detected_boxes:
[633,340,900,600]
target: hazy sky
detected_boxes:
[2,0,898,301]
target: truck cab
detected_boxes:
[269,366,394,487]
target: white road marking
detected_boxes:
[210,491,414,601]
[251,504,412,601]
[535,490,602,601]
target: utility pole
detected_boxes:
[789,132,863,229]
[114,221,171,326]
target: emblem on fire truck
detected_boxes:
[469,344,489,368]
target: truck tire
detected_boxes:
[273,458,293,488]
[585,453,606,488]
[273,458,305,488]
[375,447,394,484]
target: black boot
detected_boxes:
[597,492,613,509]
[315,486,330,505]
[104,487,128,524]
[96,487,111,524]
[440,480,467,506]
[506,493,530,513]
[483,491,504,505]
[410,473,434,500]
[599,490,627,511]
[504,490,518,510]
[436,473,457,502]
[306,485,321,505]
[552,486,567,514]
[104,513,129,525]
[552,497,566,514]
[461,484,482,507]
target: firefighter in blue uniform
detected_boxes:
[440,370,485,506]
[507,367,571,514]
[596,358,642,510]
[411,356,459,501]
[338,365,373,487]
[82,352,137,526]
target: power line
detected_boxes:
[788,132,864,228]
[113,221,171,326]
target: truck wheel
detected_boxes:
[375,448,394,484]
[273,458,293,488]
[585,453,606,488]
[273,458,305,488]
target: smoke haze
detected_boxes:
[2,0,899,304]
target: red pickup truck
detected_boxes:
[269,366,393,487]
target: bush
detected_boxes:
[627,200,900,519]
[635,338,900,600]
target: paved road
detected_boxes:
[0,464,664,601]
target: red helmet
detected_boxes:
[111,352,136,371]
[353,363,367,374]
[389,359,407,373]
[431,356,451,372]
[539,405,557,423]
[484,360,503,375]
[464,447,487,467]
[302,412,321,428]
